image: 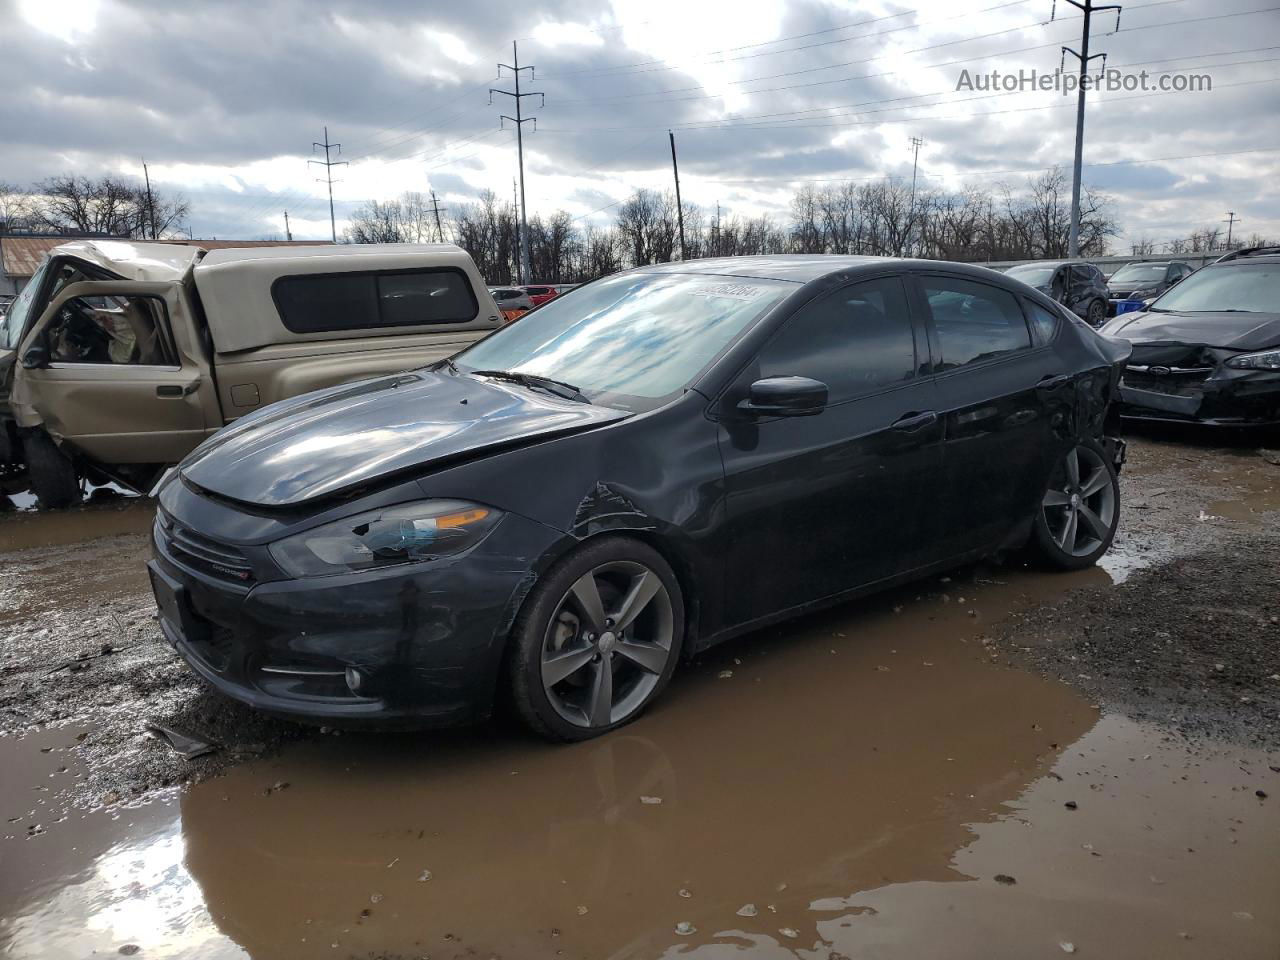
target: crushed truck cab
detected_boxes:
[0,240,502,507]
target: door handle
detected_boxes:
[1038,374,1070,390]
[156,380,200,398]
[891,410,938,432]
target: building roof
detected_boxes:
[0,236,331,281]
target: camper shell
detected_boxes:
[0,240,501,506]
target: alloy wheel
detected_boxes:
[1087,300,1105,326]
[1042,445,1117,557]
[540,560,675,729]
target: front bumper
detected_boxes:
[1118,369,1280,427]
[149,499,559,726]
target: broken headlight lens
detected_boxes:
[269,500,502,578]
[1225,350,1280,371]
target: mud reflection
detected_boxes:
[167,569,1103,959]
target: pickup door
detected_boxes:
[14,280,220,464]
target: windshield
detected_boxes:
[1006,265,1055,285]
[1110,263,1168,284]
[1150,262,1280,314]
[453,271,794,410]
[0,260,49,350]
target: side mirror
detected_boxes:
[739,376,828,418]
[20,344,49,369]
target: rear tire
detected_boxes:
[24,432,82,509]
[1086,299,1106,327]
[506,537,685,742]
[1031,439,1119,570]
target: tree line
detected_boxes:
[344,167,1128,284]
[0,176,190,239]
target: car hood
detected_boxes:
[1099,310,1280,350]
[180,371,629,507]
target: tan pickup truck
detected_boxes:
[0,240,502,507]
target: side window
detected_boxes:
[757,276,916,404]
[923,277,1032,371]
[1024,300,1060,346]
[46,295,178,366]
[273,269,478,334]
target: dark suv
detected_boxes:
[1005,261,1110,326]
[1106,261,1193,316]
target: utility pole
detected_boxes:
[430,191,446,243]
[142,160,156,239]
[713,202,721,258]
[1223,211,1239,250]
[284,210,293,241]
[906,136,923,257]
[491,42,543,285]
[1057,0,1122,258]
[669,131,687,261]
[310,126,347,243]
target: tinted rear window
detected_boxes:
[273,268,477,334]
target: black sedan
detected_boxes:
[1100,247,1280,427]
[150,256,1128,740]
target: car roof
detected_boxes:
[634,254,1048,286]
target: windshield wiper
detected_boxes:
[468,369,591,403]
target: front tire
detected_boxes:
[506,537,685,742]
[1031,440,1119,570]
[1086,299,1106,327]
[23,432,82,509]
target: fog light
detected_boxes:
[345,667,364,694]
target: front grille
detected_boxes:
[157,511,255,583]
[1123,365,1214,396]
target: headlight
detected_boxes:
[1225,350,1280,371]
[269,499,502,578]
[1127,288,1156,299]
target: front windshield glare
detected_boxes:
[454,272,793,404]
[1150,263,1279,313]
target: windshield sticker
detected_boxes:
[688,283,766,302]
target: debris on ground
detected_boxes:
[143,721,219,759]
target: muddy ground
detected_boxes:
[2,429,1279,959]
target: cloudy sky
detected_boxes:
[4,0,1279,250]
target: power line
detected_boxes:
[491,41,543,284]
[1059,0,1123,257]
[549,2,1265,108]
[309,126,348,243]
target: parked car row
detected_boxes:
[486,282,580,322]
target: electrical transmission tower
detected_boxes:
[491,42,543,285]
[1056,0,1122,258]
[310,126,347,243]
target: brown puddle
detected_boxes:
[0,494,154,552]
[3,558,1278,959]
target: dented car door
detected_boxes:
[13,280,220,465]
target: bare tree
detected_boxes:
[0,182,36,233]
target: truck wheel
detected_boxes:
[24,432,82,509]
